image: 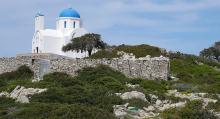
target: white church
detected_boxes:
[32,8,92,58]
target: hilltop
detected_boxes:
[1,44,220,118]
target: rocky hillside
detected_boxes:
[1,44,220,118]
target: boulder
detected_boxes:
[120,91,147,101]
[158,102,186,111]
[148,94,158,103]
[17,95,29,103]
[143,106,155,112]
[10,86,25,99]
[113,103,129,118]
[155,99,162,106]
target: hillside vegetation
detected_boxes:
[0,65,170,119]
[1,44,220,118]
[91,44,220,93]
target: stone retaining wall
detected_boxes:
[0,53,170,80]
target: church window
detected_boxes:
[64,21,67,28]
[73,21,76,28]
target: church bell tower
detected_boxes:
[35,12,45,32]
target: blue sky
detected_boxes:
[0,0,220,57]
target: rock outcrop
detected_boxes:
[117,91,147,101]
[114,91,187,119]
[114,90,220,119]
[166,90,217,107]
[0,85,47,103]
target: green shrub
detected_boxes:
[128,78,143,85]
[202,82,220,93]
[94,95,123,112]
[92,76,125,92]
[0,80,6,87]
[2,103,116,119]
[76,65,127,83]
[30,65,126,114]
[0,97,16,107]
[140,80,167,93]
[31,88,72,103]
[42,72,82,88]
[0,97,19,117]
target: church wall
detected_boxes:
[0,54,170,81]
[32,31,43,53]
[42,36,63,55]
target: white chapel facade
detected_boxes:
[32,8,90,58]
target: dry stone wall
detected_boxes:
[0,53,170,80]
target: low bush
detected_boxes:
[2,103,116,119]
[76,65,128,83]
[0,80,6,87]
[92,76,125,92]
[140,80,167,93]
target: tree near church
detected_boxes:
[62,33,106,56]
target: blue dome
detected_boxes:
[59,8,80,18]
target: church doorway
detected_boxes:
[36,47,39,53]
